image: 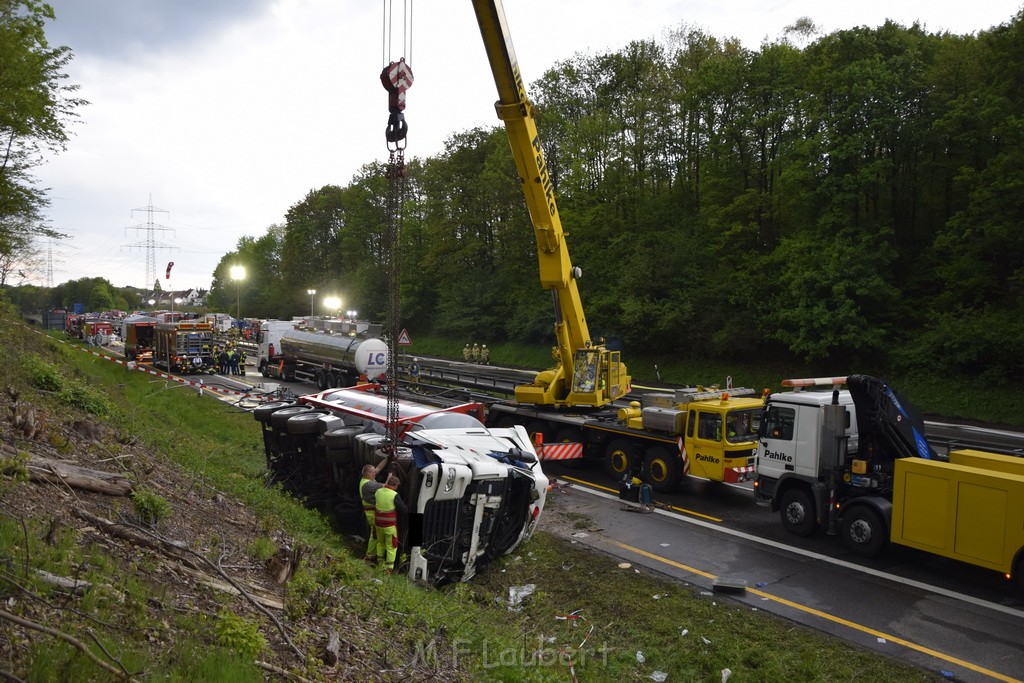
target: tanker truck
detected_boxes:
[256,319,389,389]
[254,383,548,584]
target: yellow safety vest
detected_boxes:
[375,486,398,527]
[359,478,377,511]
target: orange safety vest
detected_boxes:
[375,486,398,528]
[359,477,377,511]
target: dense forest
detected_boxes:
[6,5,1022,385]
[201,12,1024,383]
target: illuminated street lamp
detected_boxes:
[323,296,341,317]
[230,265,246,320]
[307,288,317,316]
[346,310,358,321]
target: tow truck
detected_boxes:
[754,375,1024,589]
[470,1,763,490]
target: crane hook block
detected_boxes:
[380,58,414,113]
[386,111,408,143]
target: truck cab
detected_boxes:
[256,320,299,370]
[754,386,860,536]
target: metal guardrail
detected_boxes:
[403,358,1024,458]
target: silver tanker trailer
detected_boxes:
[256,319,389,389]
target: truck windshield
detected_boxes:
[725,409,760,443]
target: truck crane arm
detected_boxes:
[471,0,630,408]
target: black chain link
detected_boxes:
[384,147,406,450]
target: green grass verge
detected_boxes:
[0,319,941,680]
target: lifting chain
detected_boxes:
[380,0,412,452]
[383,148,406,451]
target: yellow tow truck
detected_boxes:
[754,375,1024,589]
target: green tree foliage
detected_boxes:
[0,0,83,223]
[205,11,1024,381]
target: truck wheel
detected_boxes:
[840,506,888,557]
[779,488,817,537]
[260,362,269,378]
[644,446,680,493]
[314,370,328,390]
[604,439,637,481]
[1013,555,1024,594]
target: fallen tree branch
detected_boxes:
[0,608,136,681]
[255,660,313,683]
[69,508,301,660]
[71,508,201,572]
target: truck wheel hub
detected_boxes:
[848,519,872,543]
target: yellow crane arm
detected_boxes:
[470,0,630,407]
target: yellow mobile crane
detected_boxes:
[471,1,630,409]
[470,3,764,492]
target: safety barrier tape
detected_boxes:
[16,323,269,402]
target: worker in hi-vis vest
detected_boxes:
[358,456,391,563]
[374,474,407,574]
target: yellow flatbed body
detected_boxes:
[891,456,1024,574]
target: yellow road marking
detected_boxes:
[611,540,1022,683]
[560,476,723,522]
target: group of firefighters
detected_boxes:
[462,342,490,364]
[358,455,406,573]
[212,345,247,375]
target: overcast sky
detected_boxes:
[33,0,1023,295]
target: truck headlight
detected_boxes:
[444,468,457,492]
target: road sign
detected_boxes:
[397,328,413,346]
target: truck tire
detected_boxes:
[269,406,313,431]
[604,439,637,481]
[260,361,269,378]
[286,411,326,435]
[780,487,817,537]
[840,506,888,557]
[314,370,328,390]
[253,401,294,424]
[644,446,680,493]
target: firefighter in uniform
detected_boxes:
[472,343,480,363]
[409,357,420,391]
[463,344,471,362]
[480,344,490,364]
[358,457,391,563]
[375,474,407,574]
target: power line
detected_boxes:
[122,194,179,289]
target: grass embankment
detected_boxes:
[409,335,1024,428]
[0,318,938,681]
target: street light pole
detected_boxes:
[307,289,317,317]
[230,265,246,320]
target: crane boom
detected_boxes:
[471,0,631,408]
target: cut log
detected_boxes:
[26,456,131,496]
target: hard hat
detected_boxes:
[483,345,487,348]
[413,357,418,362]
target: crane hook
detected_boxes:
[381,58,414,146]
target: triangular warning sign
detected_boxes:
[397,328,413,346]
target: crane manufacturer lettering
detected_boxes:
[695,453,720,464]
[532,136,557,217]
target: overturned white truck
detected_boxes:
[254,384,548,584]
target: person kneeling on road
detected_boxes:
[375,474,407,574]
